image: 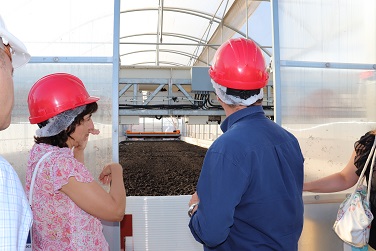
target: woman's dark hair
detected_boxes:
[354,130,376,172]
[354,130,376,205]
[34,102,98,148]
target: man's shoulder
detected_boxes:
[0,155,22,183]
[0,154,14,171]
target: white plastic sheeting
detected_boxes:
[124,193,354,251]
[125,196,202,251]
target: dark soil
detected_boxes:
[119,140,207,196]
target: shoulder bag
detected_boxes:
[333,137,376,248]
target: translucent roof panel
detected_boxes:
[1,0,114,57]
[2,0,269,66]
[119,0,240,66]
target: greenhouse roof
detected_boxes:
[1,0,271,67]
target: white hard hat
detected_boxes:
[0,14,30,68]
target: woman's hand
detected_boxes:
[89,128,100,135]
[75,128,100,151]
[99,163,122,185]
[73,128,100,163]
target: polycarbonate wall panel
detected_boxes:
[2,1,114,57]
[280,67,371,124]
[278,0,376,63]
[3,64,113,187]
[277,0,376,182]
[280,67,376,181]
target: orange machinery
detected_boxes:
[125,130,181,140]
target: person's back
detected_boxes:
[188,38,304,251]
[191,106,304,250]
[222,106,303,250]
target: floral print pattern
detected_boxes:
[25,143,109,250]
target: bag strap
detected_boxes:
[351,137,376,203]
[29,152,52,205]
[367,139,376,201]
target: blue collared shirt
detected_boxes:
[189,106,304,251]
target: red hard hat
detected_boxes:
[28,73,100,124]
[209,38,269,90]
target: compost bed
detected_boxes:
[120,140,207,196]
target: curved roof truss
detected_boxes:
[119,3,269,66]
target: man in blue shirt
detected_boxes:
[188,37,304,251]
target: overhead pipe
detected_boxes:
[160,0,164,43]
[245,0,248,39]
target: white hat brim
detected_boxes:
[0,16,30,68]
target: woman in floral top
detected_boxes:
[25,73,126,250]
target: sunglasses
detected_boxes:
[0,37,12,62]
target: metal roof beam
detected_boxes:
[120,49,208,65]
[196,0,270,66]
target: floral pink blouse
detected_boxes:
[25,143,109,251]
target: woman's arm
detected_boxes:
[303,150,359,193]
[60,162,126,222]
